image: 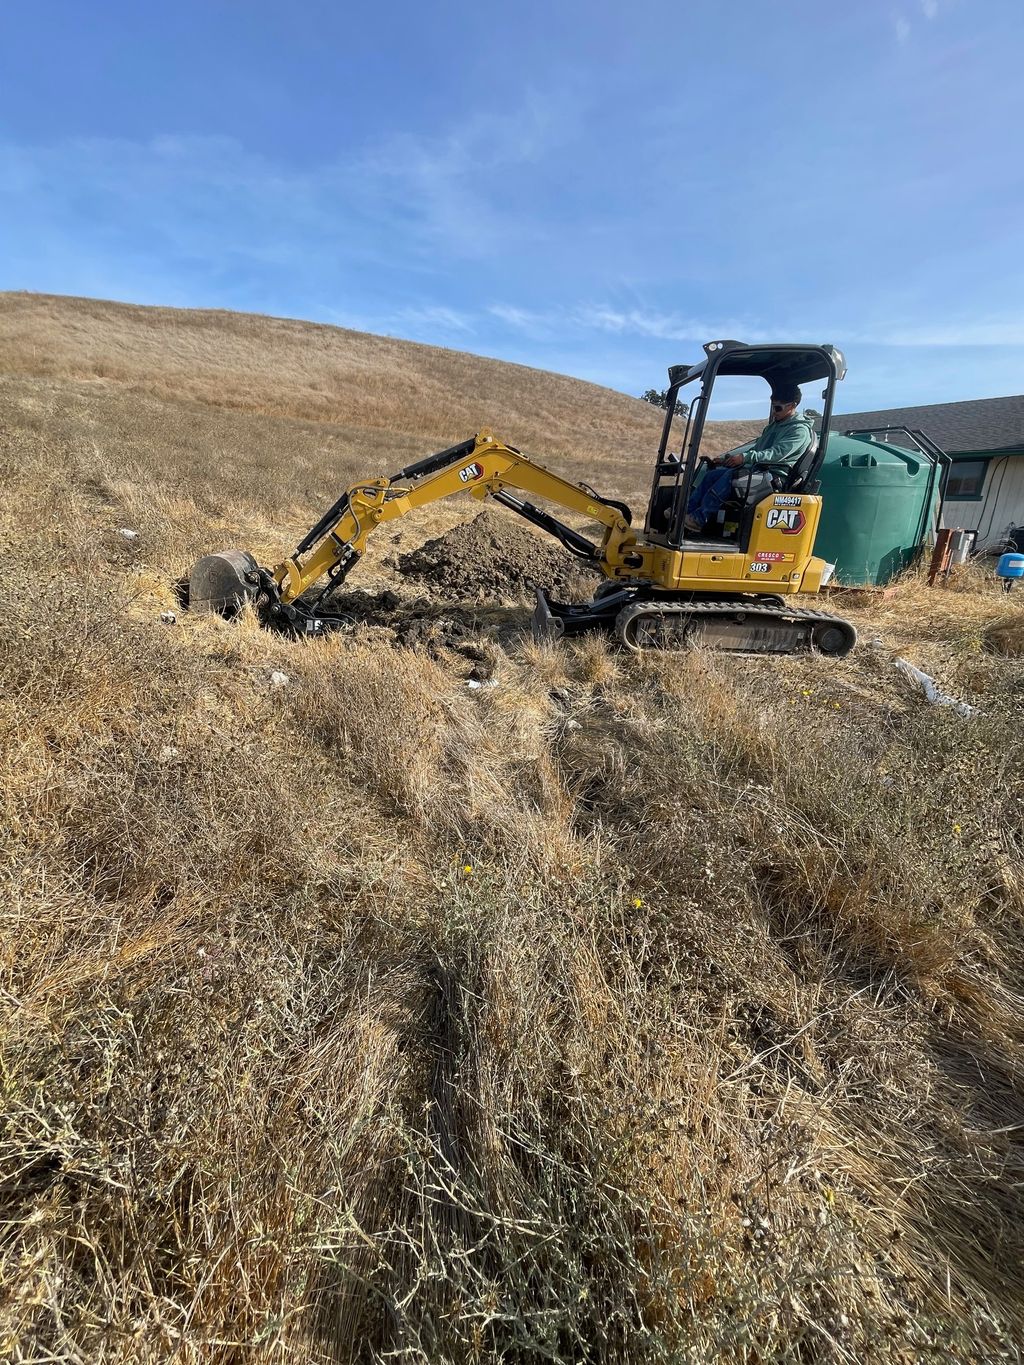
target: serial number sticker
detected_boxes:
[748,562,772,574]
[773,494,803,507]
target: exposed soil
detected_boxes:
[396,509,598,603]
[317,588,511,672]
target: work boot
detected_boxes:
[684,515,703,533]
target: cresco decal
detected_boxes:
[766,507,806,534]
[458,462,484,483]
[754,550,791,562]
[773,494,803,507]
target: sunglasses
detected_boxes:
[771,401,793,411]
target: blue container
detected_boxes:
[996,553,1024,580]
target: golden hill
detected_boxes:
[0,291,758,505]
[2,293,1023,1364]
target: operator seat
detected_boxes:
[703,429,817,544]
[730,429,818,503]
[780,430,819,492]
[652,430,819,542]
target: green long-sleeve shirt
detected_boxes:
[736,413,813,468]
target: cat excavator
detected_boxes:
[189,340,856,656]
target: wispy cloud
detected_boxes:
[347,91,579,261]
[0,86,581,306]
[398,305,475,334]
[893,0,941,45]
[489,301,770,344]
[895,0,950,48]
[487,299,1024,354]
[855,318,1024,347]
[576,305,762,342]
[0,133,391,281]
[324,302,476,341]
[486,303,556,337]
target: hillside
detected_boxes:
[2,294,1024,1364]
[0,292,760,510]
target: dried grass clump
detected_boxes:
[983,613,1024,657]
[2,297,1024,1363]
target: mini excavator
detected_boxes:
[189,341,856,656]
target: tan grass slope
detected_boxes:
[1,293,1024,1363]
[0,291,759,504]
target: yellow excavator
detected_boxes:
[189,340,856,656]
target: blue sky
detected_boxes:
[2,0,1022,413]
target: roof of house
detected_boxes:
[825,393,1024,456]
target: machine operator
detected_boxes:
[684,383,813,533]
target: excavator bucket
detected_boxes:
[189,550,262,615]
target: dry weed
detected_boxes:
[1,298,1023,1363]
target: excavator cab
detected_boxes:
[645,340,845,552]
[533,339,855,652]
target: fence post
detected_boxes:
[928,527,954,586]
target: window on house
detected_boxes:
[946,460,987,498]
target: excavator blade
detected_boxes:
[189,550,262,616]
[531,588,566,644]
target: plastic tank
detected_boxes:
[813,433,940,587]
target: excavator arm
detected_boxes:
[189,431,638,631]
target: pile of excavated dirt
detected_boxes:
[396,509,598,603]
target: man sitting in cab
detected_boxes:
[684,383,813,533]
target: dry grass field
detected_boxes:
[2,293,1023,1363]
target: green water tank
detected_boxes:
[813,433,940,586]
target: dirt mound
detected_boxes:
[983,613,1024,656]
[397,509,597,603]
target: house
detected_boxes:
[827,394,1024,550]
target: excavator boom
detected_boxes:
[190,430,634,633]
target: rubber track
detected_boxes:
[615,598,857,657]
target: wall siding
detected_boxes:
[941,453,1024,543]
